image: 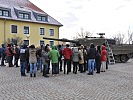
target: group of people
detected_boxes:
[0,42,108,77]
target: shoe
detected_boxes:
[44,75,49,77]
[60,70,63,72]
[0,65,6,66]
[96,72,100,74]
[34,74,36,77]
[88,73,92,75]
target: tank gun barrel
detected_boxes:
[43,37,78,44]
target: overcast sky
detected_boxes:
[29,0,133,39]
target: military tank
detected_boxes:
[43,34,133,63]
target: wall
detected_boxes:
[0,19,60,47]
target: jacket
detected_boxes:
[6,47,13,57]
[42,50,49,65]
[79,49,84,64]
[87,48,97,59]
[20,48,28,62]
[49,46,60,63]
[29,48,37,63]
[101,45,107,61]
[72,47,80,62]
[62,47,72,60]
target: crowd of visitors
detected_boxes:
[0,42,108,77]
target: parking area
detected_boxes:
[0,59,133,100]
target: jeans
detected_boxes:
[37,58,43,72]
[73,62,78,73]
[52,63,59,74]
[43,64,48,76]
[64,59,71,74]
[8,56,13,67]
[20,61,26,76]
[30,63,37,75]
[88,59,95,74]
[1,54,5,65]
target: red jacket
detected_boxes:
[6,47,14,56]
[101,45,107,61]
[62,47,72,60]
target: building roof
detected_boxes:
[0,0,63,26]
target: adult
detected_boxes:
[29,45,37,77]
[58,45,63,72]
[6,44,14,67]
[101,45,107,72]
[62,44,72,74]
[41,46,49,77]
[87,43,97,75]
[13,45,20,67]
[0,44,6,66]
[49,46,60,75]
[78,46,84,73]
[95,45,101,73]
[36,45,43,72]
[20,45,28,76]
[72,47,80,74]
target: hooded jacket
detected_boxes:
[101,45,107,61]
[49,46,60,63]
[29,48,37,63]
[62,47,72,60]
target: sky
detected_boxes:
[29,0,133,39]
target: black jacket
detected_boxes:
[87,48,97,59]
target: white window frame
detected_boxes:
[23,26,30,35]
[40,27,45,35]
[49,40,54,46]
[49,28,54,36]
[39,40,45,46]
[11,25,18,34]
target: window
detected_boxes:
[23,40,29,46]
[49,41,54,46]
[11,25,17,33]
[0,9,9,17]
[18,13,30,19]
[0,10,2,16]
[40,40,45,45]
[3,10,9,17]
[37,15,47,22]
[40,28,45,35]
[18,13,23,19]
[24,26,29,34]
[49,29,54,36]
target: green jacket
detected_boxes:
[49,46,60,63]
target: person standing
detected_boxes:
[13,45,20,67]
[42,46,49,77]
[72,47,80,74]
[20,45,28,76]
[58,45,63,72]
[78,46,84,73]
[49,46,60,75]
[87,43,97,75]
[62,44,72,74]
[95,45,101,73]
[36,45,43,72]
[0,44,6,66]
[6,44,14,67]
[29,45,37,77]
[101,45,107,72]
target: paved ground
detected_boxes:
[0,59,133,100]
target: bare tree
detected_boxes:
[5,36,23,46]
[113,33,125,44]
[73,28,93,39]
[127,27,133,44]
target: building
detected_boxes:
[0,0,62,46]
